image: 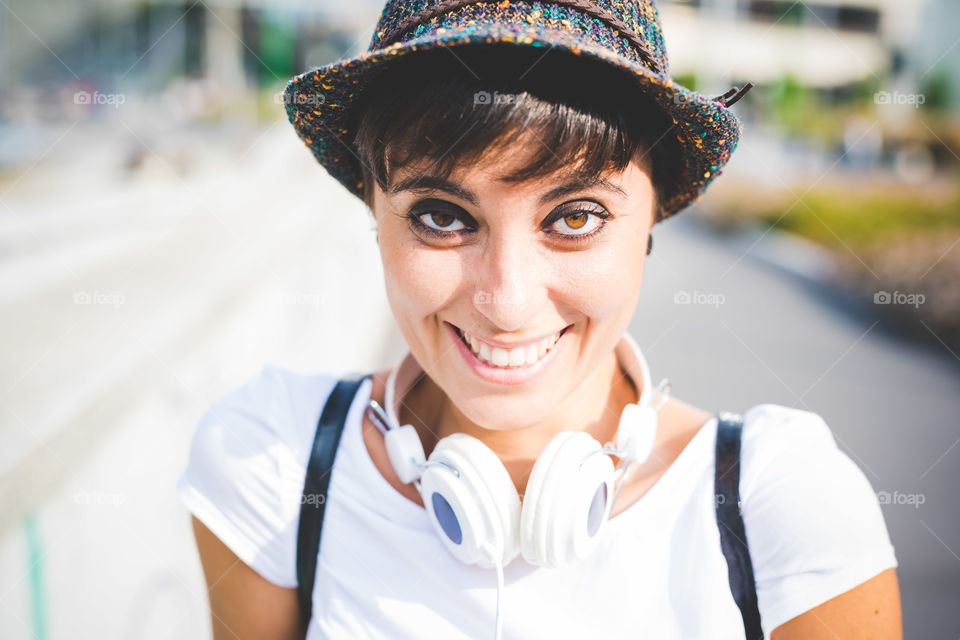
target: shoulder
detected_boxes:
[736,402,879,527]
[738,403,836,480]
[176,364,347,587]
[732,403,899,637]
[736,403,876,509]
[192,364,345,459]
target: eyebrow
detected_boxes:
[389,174,628,206]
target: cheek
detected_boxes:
[380,232,465,324]
[549,232,647,319]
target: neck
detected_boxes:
[405,349,638,495]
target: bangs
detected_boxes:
[352,44,679,221]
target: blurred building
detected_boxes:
[0,0,388,169]
[6,0,954,109]
[0,0,383,100]
[658,0,947,99]
[913,0,960,108]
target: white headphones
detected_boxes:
[365,333,669,570]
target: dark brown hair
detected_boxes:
[352,44,680,223]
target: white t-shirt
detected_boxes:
[176,364,898,639]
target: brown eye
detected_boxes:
[418,211,467,232]
[547,208,607,237]
[564,212,588,229]
[428,212,457,228]
[406,200,472,238]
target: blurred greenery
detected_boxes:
[919,70,955,113]
[673,71,698,92]
[766,74,886,144]
[769,74,811,134]
[754,179,960,250]
[258,13,296,87]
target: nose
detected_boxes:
[471,230,541,332]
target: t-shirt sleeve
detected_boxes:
[738,404,899,638]
[176,365,334,588]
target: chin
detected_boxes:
[446,387,557,432]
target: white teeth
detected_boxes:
[460,328,563,368]
[525,344,538,363]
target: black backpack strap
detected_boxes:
[296,374,369,632]
[714,411,764,640]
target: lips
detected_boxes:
[452,324,570,369]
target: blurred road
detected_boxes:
[636,211,960,638]
[0,122,956,638]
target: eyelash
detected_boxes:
[405,205,612,245]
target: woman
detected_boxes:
[177,1,901,638]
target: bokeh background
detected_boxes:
[1,0,958,638]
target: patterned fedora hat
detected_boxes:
[283,0,753,219]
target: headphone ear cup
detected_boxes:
[520,431,616,568]
[519,431,575,567]
[420,433,521,567]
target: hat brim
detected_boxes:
[284,23,743,218]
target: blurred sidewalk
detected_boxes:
[0,121,404,639]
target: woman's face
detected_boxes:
[372,137,656,431]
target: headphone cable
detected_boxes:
[480,542,504,640]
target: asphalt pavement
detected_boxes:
[633,210,960,638]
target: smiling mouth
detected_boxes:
[451,324,572,369]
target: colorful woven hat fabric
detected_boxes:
[283,0,752,219]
